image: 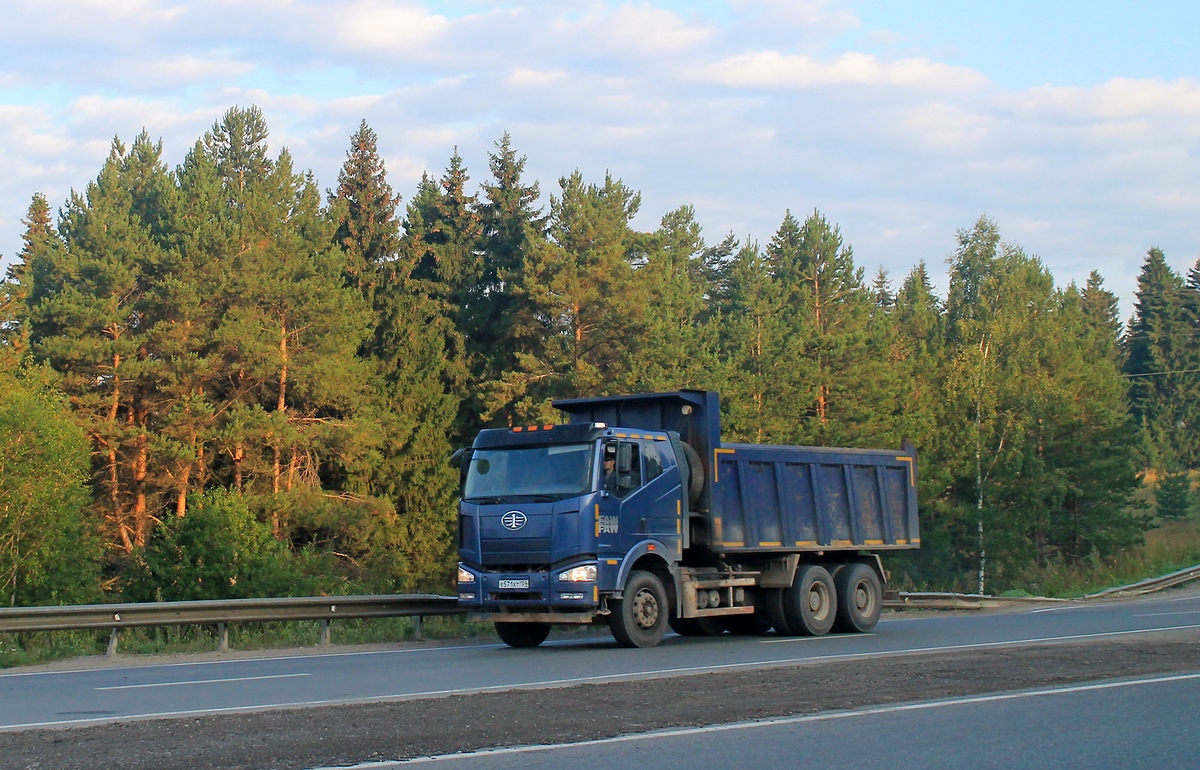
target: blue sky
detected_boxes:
[2,1,1198,318]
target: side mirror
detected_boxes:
[450,447,470,468]
[617,442,633,473]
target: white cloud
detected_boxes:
[135,55,256,88]
[30,0,188,23]
[324,0,450,52]
[505,67,570,89]
[552,4,715,58]
[1017,77,1200,121]
[697,50,989,91]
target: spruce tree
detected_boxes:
[1155,471,1194,520]
[1123,248,1196,468]
[332,124,462,588]
[332,120,402,299]
[2,193,60,360]
[469,134,545,429]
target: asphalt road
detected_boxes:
[3,585,1199,731]
[381,671,1200,770]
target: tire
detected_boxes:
[833,562,883,633]
[610,570,669,648]
[494,621,551,648]
[763,587,795,636]
[783,564,837,636]
[669,615,726,636]
[680,441,705,508]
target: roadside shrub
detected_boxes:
[124,489,320,602]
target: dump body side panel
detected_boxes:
[712,443,918,552]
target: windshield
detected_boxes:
[463,443,595,502]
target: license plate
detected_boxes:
[498,579,529,589]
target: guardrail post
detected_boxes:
[413,615,424,641]
[106,628,120,657]
[319,619,331,646]
[217,623,229,652]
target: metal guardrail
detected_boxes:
[3,563,1198,655]
[884,562,1200,610]
[1083,563,1200,599]
[0,594,461,655]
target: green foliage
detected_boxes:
[1155,471,1195,521]
[0,366,101,606]
[1123,248,1200,469]
[124,489,317,602]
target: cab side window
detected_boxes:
[642,441,664,482]
[615,441,642,498]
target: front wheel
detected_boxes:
[494,621,551,648]
[610,570,669,648]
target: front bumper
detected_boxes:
[457,561,600,610]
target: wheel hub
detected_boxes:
[632,588,659,629]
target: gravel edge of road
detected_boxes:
[3,629,1198,770]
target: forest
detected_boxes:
[1,105,1198,609]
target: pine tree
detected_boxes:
[206,130,374,536]
[624,205,721,393]
[487,170,645,421]
[27,136,176,551]
[771,210,884,446]
[717,239,805,442]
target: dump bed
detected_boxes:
[710,442,918,552]
[554,389,919,555]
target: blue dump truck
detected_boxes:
[454,390,919,648]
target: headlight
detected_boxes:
[558,565,596,582]
[457,566,475,583]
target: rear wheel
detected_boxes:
[610,570,669,648]
[763,587,795,635]
[833,562,883,633]
[783,565,837,636]
[494,621,551,648]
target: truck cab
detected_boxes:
[455,419,692,647]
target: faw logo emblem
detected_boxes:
[501,511,528,531]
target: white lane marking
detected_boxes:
[0,642,510,680]
[322,672,1200,768]
[95,673,310,691]
[6,622,1200,732]
[1030,604,1091,614]
[1134,610,1200,618]
[761,622,1200,648]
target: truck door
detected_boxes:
[597,439,682,557]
